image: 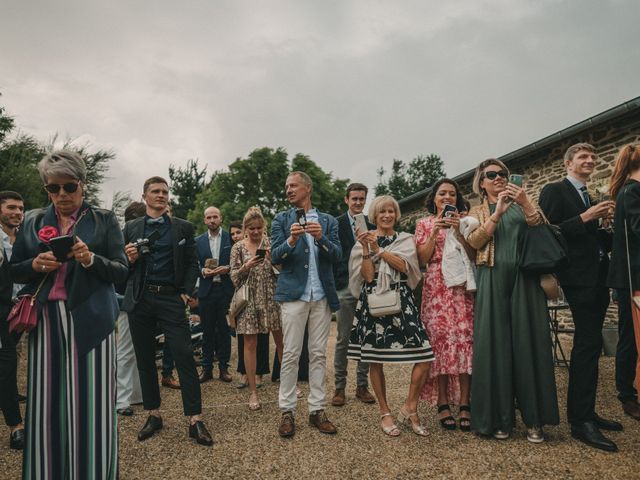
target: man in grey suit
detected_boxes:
[271,171,342,438]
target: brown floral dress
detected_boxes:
[230,239,281,335]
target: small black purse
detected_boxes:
[520,214,569,274]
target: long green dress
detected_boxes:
[471,204,560,435]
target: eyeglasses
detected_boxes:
[44,182,80,194]
[482,170,508,181]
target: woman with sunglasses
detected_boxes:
[11,150,128,479]
[465,158,558,443]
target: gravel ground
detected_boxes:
[1,326,638,479]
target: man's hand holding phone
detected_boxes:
[305,222,323,240]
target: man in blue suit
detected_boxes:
[271,171,342,438]
[195,206,235,383]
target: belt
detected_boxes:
[146,284,178,295]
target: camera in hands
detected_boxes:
[132,230,161,256]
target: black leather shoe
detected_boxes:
[189,421,213,446]
[199,369,214,383]
[594,414,623,431]
[9,428,24,450]
[571,421,617,452]
[117,406,134,416]
[138,415,163,441]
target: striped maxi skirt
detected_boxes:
[23,300,118,480]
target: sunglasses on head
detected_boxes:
[44,182,80,194]
[483,170,508,180]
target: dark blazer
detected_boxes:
[607,180,640,290]
[271,208,342,311]
[0,250,13,318]
[10,203,128,356]
[539,178,611,287]
[333,212,374,291]
[195,229,234,298]
[122,215,198,311]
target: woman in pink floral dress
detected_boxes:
[415,179,475,431]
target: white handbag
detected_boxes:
[367,289,401,317]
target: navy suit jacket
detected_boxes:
[334,212,375,291]
[270,208,342,311]
[195,229,234,298]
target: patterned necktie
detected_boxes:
[579,186,590,207]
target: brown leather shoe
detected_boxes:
[219,369,233,383]
[161,374,181,389]
[331,388,346,407]
[309,409,337,434]
[278,411,295,438]
[355,386,376,404]
[622,399,640,420]
[198,369,213,383]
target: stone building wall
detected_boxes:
[400,107,640,330]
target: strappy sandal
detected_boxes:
[437,404,456,430]
[380,413,401,437]
[398,407,427,436]
[248,392,261,411]
[458,405,471,432]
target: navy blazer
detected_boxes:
[195,229,234,298]
[11,203,128,356]
[270,208,342,311]
[122,216,199,311]
[539,178,612,287]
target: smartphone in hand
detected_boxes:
[353,213,368,234]
[204,258,219,269]
[256,248,267,259]
[295,208,307,228]
[49,234,76,262]
[509,174,523,188]
[442,204,458,218]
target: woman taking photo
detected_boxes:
[11,150,128,479]
[466,158,558,443]
[415,179,475,431]
[230,207,283,410]
[607,144,640,419]
[348,195,433,437]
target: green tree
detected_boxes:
[189,147,349,233]
[375,154,446,199]
[169,159,207,219]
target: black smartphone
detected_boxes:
[509,174,523,187]
[442,204,458,218]
[256,248,267,259]
[295,208,307,228]
[49,234,76,262]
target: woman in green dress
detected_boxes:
[466,158,559,443]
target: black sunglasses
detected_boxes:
[44,182,80,194]
[483,170,508,181]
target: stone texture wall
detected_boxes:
[401,110,640,330]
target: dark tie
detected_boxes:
[146,216,165,225]
[579,186,590,207]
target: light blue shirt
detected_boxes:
[566,175,588,205]
[300,209,326,302]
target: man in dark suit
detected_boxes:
[271,171,342,438]
[195,206,234,383]
[539,143,620,452]
[331,183,375,407]
[123,176,212,446]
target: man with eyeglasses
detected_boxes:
[539,143,620,452]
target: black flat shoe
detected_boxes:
[437,404,456,430]
[9,429,24,450]
[138,415,163,441]
[117,406,134,416]
[571,421,617,452]
[189,421,213,446]
[594,414,623,432]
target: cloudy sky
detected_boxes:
[1,0,639,207]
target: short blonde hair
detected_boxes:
[472,158,509,197]
[368,195,401,225]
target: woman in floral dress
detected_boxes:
[348,195,434,437]
[415,179,475,431]
[230,207,283,410]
